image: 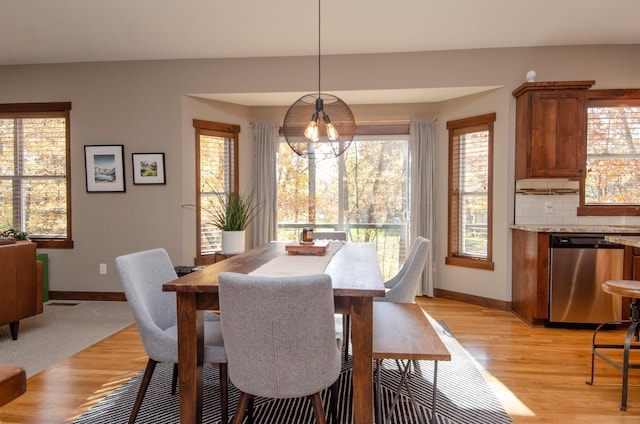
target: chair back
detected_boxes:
[312,231,347,241]
[383,237,430,303]
[218,272,341,399]
[116,248,179,361]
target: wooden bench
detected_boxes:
[0,365,26,407]
[373,301,451,424]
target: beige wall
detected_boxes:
[1,45,638,300]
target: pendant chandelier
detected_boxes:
[282,0,355,160]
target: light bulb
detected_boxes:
[304,112,320,141]
[304,119,319,141]
[326,122,338,140]
[323,112,339,140]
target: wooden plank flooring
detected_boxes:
[0,297,639,423]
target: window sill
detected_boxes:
[577,205,640,216]
[445,255,494,271]
[30,239,74,249]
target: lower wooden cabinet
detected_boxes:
[511,230,550,326]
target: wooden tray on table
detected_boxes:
[285,240,330,256]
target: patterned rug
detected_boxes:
[74,319,512,424]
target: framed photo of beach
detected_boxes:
[132,153,166,185]
[84,145,126,192]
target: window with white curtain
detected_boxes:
[277,132,410,278]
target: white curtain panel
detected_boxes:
[253,122,279,246]
[409,119,436,296]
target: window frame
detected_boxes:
[446,113,495,271]
[0,102,73,249]
[578,89,640,216]
[193,119,239,262]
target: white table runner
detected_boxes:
[248,241,344,277]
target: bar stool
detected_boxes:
[586,280,640,411]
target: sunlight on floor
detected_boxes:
[466,351,536,418]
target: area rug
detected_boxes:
[0,301,134,377]
[73,319,512,424]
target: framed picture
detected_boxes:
[84,145,126,192]
[132,153,166,185]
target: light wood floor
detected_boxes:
[1,297,639,423]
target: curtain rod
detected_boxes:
[250,118,437,127]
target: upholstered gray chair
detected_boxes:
[341,237,430,362]
[377,236,430,303]
[218,272,342,424]
[116,248,228,424]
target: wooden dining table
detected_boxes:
[162,241,385,424]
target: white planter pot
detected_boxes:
[222,230,246,254]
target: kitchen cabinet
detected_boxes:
[513,80,594,180]
[511,229,550,326]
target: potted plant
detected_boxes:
[205,191,259,254]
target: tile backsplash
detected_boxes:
[514,179,640,226]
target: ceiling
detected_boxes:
[4,0,640,106]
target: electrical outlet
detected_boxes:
[544,201,553,214]
[99,263,107,275]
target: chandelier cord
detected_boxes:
[317,0,321,98]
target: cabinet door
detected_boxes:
[529,90,586,178]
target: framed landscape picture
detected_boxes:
[132,153,166,185]
[84,145,126,192]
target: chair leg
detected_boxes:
[129,358,157,424]
[219,363,228,424]
[310,392,327,424]
[329,378,339,424]
[247,396,255,424]
[171,363,178,395]
[232,392,251,424]
[343,314,350,361]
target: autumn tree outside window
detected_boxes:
[446,113,495,271]
[0,102,73,248]
[276,125,410,279]
[579,90,640,216]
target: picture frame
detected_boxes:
[84,145,126,192]
[132,153,166,185]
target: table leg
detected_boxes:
[350,297,374,424]
[176,292,205,424]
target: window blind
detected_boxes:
[0,107,70,241]
[193,120,239,257]
[586,105,640,205]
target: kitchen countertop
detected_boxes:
[511,224,640,234]
[604,235,640,248]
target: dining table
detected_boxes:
[162,241,385,424]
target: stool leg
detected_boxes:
[621,299,640,411]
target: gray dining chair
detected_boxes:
[343,237,430,361]
[116,248,228,424]
[378,236,430,303]
[218,272,342,424]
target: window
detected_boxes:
[579,90,640,216]
[0,102,72,248]
[446,113,495,270]
[193,119,239,260]
[277,125,410,279]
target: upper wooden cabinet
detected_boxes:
[513,81,594,179]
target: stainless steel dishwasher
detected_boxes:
[549,234,624,325]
